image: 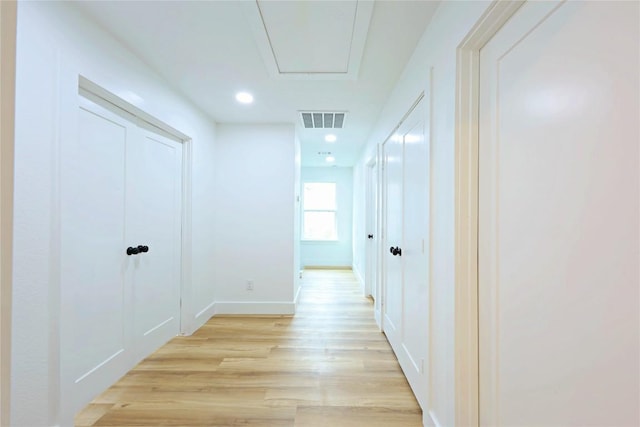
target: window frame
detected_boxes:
[301,181,338,242]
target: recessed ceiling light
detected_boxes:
[235,92,254,104]
[325,156,335,163]
[325,134,337,143]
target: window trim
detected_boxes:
[301,182,338,241]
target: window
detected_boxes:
[303,182,337,240]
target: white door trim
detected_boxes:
[453,1,524,426]
[77,76,195,336]
[365,156,382,329]
[372,146,384,331]
[0,2,17,425]
[364,157,376,297]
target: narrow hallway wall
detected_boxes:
[12,2,218,425]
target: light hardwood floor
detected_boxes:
[76,269,422,426]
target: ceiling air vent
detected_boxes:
[300,111,347,129]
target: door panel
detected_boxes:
[479,1,639,425]
[62,99,132,411]
[129,128,182,359]
[383,133,403,343]
[400,109,428,404]
[381,98,429,408]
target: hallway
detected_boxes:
[75,270,422,426]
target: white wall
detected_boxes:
[293,134,302,302]
[12,2,218,425]
[301,167,353,268]
[212,124,297,315]
[353,2,493,426]
[351,164,366,286]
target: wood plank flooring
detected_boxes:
[76,269,422,426]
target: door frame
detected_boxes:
[379,137,392,335]
[364,157,376,298]
[365,156,382,328]
[453,1,525,425]
[0,1,17,425]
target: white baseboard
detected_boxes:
[424,410,442,427]
[213,301,295,315]
[303,265,352,270]
[294,285,302,306]
[195,300,216,321]
[352,264,365,291]
[181,299,216,336]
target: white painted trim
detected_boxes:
[424,410,443,427]
[49,50,63,426]
[78,76,190,141]
[453,2,524,426]
[293,284,302,306]
[179,138,194,335]
[363,157,376,298]
[213,301,296,316]
[194,300,216,323]
[373,144,383,331]
[0,2,16,425]
[352,263,365,294]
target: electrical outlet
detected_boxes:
[246,280,254,291]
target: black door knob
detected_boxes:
[126,246,140,256]
[390,246,402,256]
[390,246,395,254]
[138,245,149,253]
[368,234,374,239]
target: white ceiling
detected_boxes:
[72,0,440,167]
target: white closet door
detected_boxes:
[128,125,182,360]
[382,131,403,346]
[381,98,430,408]
[61,96,134,413]
[399,102,428,407]
[479,1,639,425]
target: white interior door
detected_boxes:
[365,160,377,297]
[382,132,404,349]
[479,1,639,425]
[128,126,182,360]
[398,102,429,407]
[381,99,430,409]
[62,96,134,413]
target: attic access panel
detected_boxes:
[243,1,374,80]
